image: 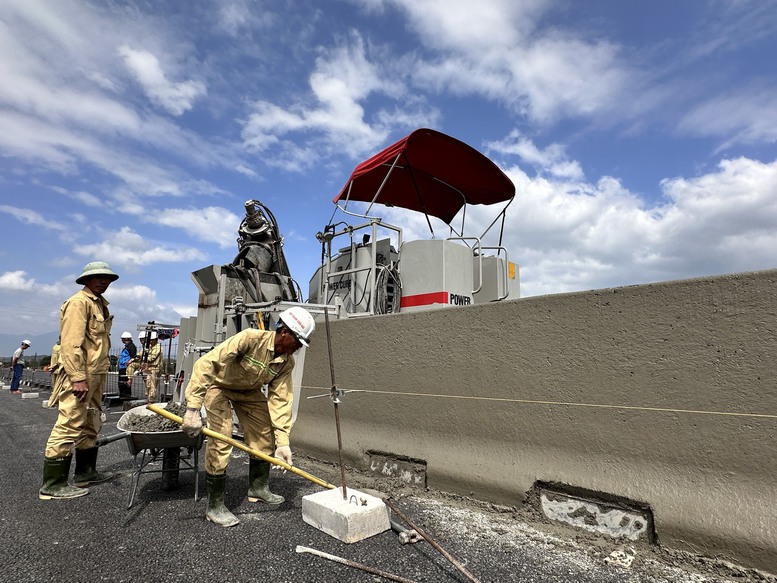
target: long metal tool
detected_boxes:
[384,498,481,583]
[296,545,419,583]
[323,306,348,500]
[146,404,336,490]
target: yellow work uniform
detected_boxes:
[143,343,162,403]
[185,329,295,475]
[44,288,112,458]
[47,343,63,408]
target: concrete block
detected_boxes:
[302,487,390,543]
[0,384,9,390]
[21,392,39,399]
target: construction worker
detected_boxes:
[117,331,137,400]
[39,261,119,500]
[45,339,62,408]
[141,331,162,403]
[10,339,31,394]
[125,330,147,380]
[181,306,316,527]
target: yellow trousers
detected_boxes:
[44,373,106,458]
[204,387,275,475]
[145,369,159,403]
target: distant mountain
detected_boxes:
[0,331,60,359]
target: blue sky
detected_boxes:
[2,0,777,339]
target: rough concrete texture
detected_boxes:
[119,402,187,432]
[302,487,391,543]
[294,268,777,574]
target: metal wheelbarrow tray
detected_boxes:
[117,403,204,508]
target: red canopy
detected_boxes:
[333,128,515,224]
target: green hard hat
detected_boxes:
[76,261,120,285]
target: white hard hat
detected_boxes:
[278,307,315,346]
[149,331,158,340]
[22,339,31,346]
[138,330,147,339]
[121,331,132,339]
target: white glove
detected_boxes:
[182,408,203,438]
[274,445,293,467]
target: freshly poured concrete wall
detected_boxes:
[294,268,777,573]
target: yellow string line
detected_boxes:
[300,385,777,419]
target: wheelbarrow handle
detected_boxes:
[95,431,131,447]
[146,404,336,490]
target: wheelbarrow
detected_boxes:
[117,403,204,508]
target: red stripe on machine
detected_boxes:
[400,291,449,308]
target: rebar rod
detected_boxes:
[384,498,481,583]
[323,306,348,499]
[296,545,419,583]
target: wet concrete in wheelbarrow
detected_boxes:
[118,402,188,432]
[0,388,774,583]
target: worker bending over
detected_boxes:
[182,306,315,527]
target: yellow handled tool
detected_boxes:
[147,404,336,490]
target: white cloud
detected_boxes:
[241,32,433,165]
[380,0,632,124]
[148,207,241,249]
[0,270,36,291]
[0,204,68,231]
[72,226,207,269]
[488,131,585,180]
[677,86,777,149]
[119,46,207,116]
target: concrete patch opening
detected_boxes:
[535,481,656,544]
[366,451,427,488]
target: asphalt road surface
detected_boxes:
[0,387,772,583]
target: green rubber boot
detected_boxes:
[73,447,114,487]
[247,459,285,504]
[39,456,90,500]
[206,473,239,527]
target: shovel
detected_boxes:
[146,404,336,490]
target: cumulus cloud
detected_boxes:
[148,207,241,249]
[0,270,36,291]
[488,131,585,180]
[241,31,434,165]
[119,46,207,116]
[72,226,207,269]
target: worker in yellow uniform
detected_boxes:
[141,331,162,403]
[181,306,315,527]
[45,339,62,408]
[125,330,147,381]
[39,261,119,500]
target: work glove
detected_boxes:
[274,445,293,467]
[182,408,203,438]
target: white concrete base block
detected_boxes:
[21,392,39,399]
[302,487,390,543]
